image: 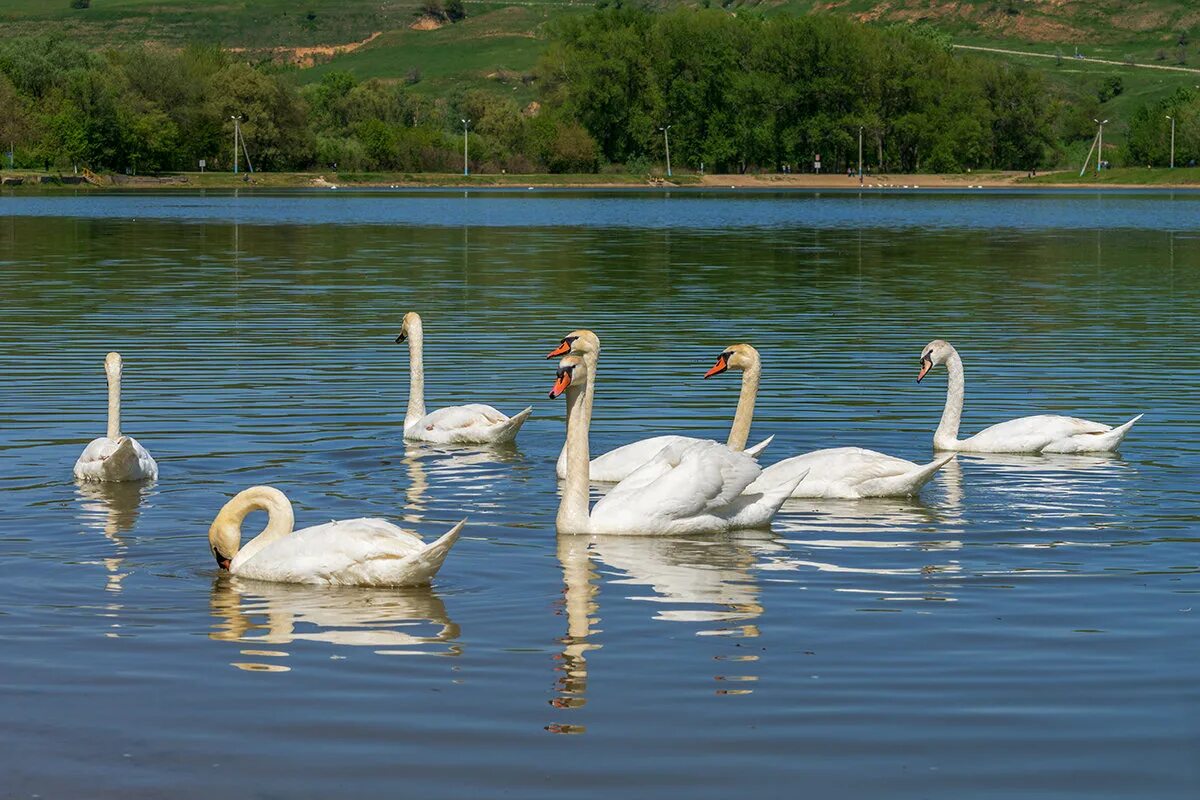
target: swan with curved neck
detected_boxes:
[73,352,158,482]
[396,311,532,444]
[708,344,953,499]
[546,331,773,482]
[550,352,802,536]
[918,339,1142,453]
[208,485,463,586]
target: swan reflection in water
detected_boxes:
[73,478,154,595]
[549,529,775,732]
[394,441,526,525]
[209,577,461,672]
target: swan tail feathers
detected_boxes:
[762,468,808,513]
[1051,413,1143,453]
[856,454,955,498]
[492,407,533,444]
[100,437,139,479]
[402,519,465,584]
[743,434,775,459]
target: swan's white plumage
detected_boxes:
[554,353,800,536]
[74,352,157,482]
[920,339,1142,454]
[231,518,462,586]
[555,433,774,482]
[749,447,953,499]
[398,312,532,444]
[211,486,462,587]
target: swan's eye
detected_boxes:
[565,336,578,345]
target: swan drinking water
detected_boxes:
[396,311,532,444]
[550,353,803,535]
[546,330,773,481]
[917,339,1142,453]
[706,344,952,499]
[73,352,158,482]
[208,486,463,586]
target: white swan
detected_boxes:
[73,352,158,482]
[918,339,1142,453]
[546,330,773,481]
[396,312,532,444]
[550,353,803,536]
[707,344,953,499]
[208,486,463,586]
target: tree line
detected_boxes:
[0,9,1184,176]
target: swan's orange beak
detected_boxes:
[917,356,932,383]
[547,340,571,359]
[549,368,572,399]
[705,353,730,378]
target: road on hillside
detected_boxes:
[953,43,1200,76]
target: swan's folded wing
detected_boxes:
[252,519,428,580]
[969,414,1111,452]
[595,440,761,523]
[418,404,508,432]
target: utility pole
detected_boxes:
[461,119,471,176]
[858,126,864,187]
[1166,115,1176,168]
[1093,118,1108,173]
[659,125,672,178]
[231,115,241,174]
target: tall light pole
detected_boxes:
[659,125,672,177]
[231,115,241,174]
[1166,115,1176,168]
[858,126,864,187]
[461,119,471,177]
[1093,118,1108,173]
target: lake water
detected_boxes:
[1,189,1197,799]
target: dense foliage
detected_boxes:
[538,9,1057,173]
[1125,87,1200,167]
[0,10,1173,175]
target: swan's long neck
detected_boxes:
[727,358,760,452]
[558,370,593,535]
[223,487,295,568]
[557,350,597,467]
[404,318,426,428]
[935,349,965,449]
[106,360,122,440]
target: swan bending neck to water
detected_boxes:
[208,485,463,586]
[550,353,802,536]
[73,352,158,482]
[707,343,952,499]
[546,331,772,482]
[918,339,1141,454]
[395,311,532,444]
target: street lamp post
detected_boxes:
[461,118,471,177]
[1166,115,1176,169]
[1093,118,1108,173]
[659,125,672,178]
[231,115,241,174]
[858,126,864,187]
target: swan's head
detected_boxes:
[104,351,122,377]
[547,329,600,359]
[704,343,759,378]
[394,311,423,343]
[549,355,587,399]
[918,339,953,382]
[208,505,241,571]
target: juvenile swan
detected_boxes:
[546,331,773,481]
[550,353,803,536]
[918,339,1142,453]
[209,486,463,586]
[73,352,158,482]
[396,312,532,444]
[707,344,952,499]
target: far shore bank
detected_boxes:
[4,167,1200,191]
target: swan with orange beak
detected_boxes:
[549,352,802,535]
[545,330,773,482]
[705,343,954,499]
